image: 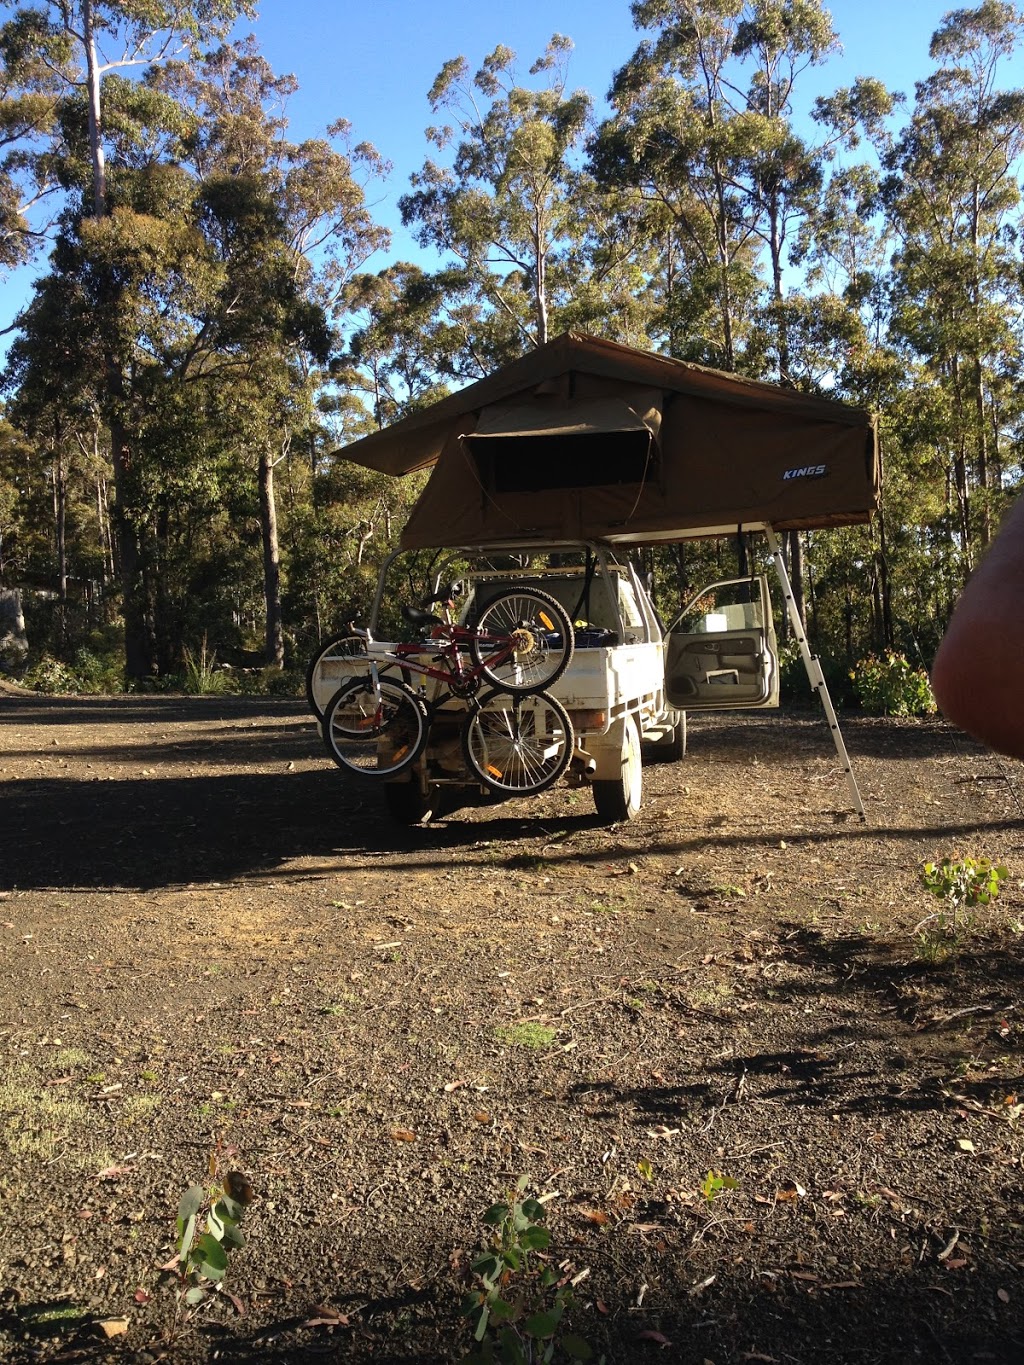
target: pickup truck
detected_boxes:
[308,539,781,824]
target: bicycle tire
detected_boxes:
[323,676,427,778]
[462,689,574,797]
[468,587,574,696]
[306,633,369,720]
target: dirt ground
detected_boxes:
[0,688,1022,1365]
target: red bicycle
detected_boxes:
[314,585,576,797]
[307,584,574,717]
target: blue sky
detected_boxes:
[3,1,1024,344]
[252,0,1024,260]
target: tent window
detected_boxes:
[468,430,655,494]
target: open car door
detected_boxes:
[665,576,779,710]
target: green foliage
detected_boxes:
[700,1169,740,1202]
[3,5,1024,692]
[915,856,1008,961]
[181,638,234,695]
[461,1177,598,1365]
[23,647,122,694]
[173,1163,253,1312]
[853,651,936,716]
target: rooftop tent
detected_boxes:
[336,333,879,549]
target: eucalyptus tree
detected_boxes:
[590,0,837,374]
[154,38,389,667]
[0,7,73,269]
[400,35,597,357]
[591,0,761,370]
[0,0,256,675]
[881,1,1024,569]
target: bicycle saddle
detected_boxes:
[402,603,444,629]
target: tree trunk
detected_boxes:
[788,530,807,634]
[109,413,156,678]
[82,0,107,217]
[84,0,156,677]
[259,449,285,669]
[736,531,749,578]
[52,452,67,603]
[972,352,990,547]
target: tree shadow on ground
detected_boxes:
[5,756,1023,890]
[10,1264,1021,1365]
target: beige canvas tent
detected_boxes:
[338,332,879,549]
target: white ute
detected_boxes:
[308,540,784,825]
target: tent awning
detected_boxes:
[334,332,879,547]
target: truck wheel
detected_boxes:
[643,712,686,763]
[383,780,433,824]
[593,715,642,822]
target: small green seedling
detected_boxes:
[173,1156,253,1312]
[701,1169,740,1202]
[916,857,1007,960]
[461,1176,597,1364]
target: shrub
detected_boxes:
[914,856,1007,962]
[182,639,236,695]
[23,653,78,694]
[853,651,936,716]
[778,641,857,706]
[23,647,124,694]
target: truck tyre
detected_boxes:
[643,712,686,763]
[593,714,642,822]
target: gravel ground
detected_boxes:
[1,689,1022,1364]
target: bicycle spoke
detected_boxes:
[470,587,573,696]
[324,678,426,778]
[463,691,573,796]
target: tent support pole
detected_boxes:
[763,527,866,820]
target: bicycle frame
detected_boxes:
[355,622,521,699]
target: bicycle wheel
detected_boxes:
[323,677,427,777]
[306,633,369,720]
[462,689,574,797]
[469,587,574,696]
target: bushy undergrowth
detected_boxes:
[24,649,123,694]
[23,648,303,698]
[853,651,936,716]
[778,641,856,707]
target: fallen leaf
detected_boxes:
[96,1318,129,1339]
[638,1329,672,1347]
[776,1180,806,1200]
[957,1139,976,1153]
[391,1127,416,1142]
[944,1258,969,1270]
[443,1080,465,1093]
[133,1289,149,1305]
[301,1304,351,1328]
[584,1209,610,1225]
[473,1112,491,1123]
